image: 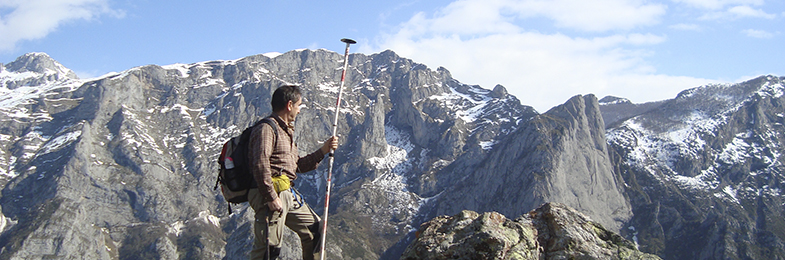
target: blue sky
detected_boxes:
[1,0,783,111]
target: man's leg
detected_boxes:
[247,188,269,260]
[249,189,293,260]
[285,199,321,260]
[267,190,292,251]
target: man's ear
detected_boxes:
[286,100,294,112]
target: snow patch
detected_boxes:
[673,172,716,191]
[424,83,494,123]
[367,126,415,175]
[197,211,221,227]
[317,82,339,94]
[162,64,190,78]
[718,136,752,164]
[0,211,17,235]
[364,126,422,229]
[717,185,741,204]
[168,211,221,237]
[263,52,282,59]
[168,221,185,237]
[479,140,497,150]
[0,77,82,109]
[599,98,631,105]
[757,81,784,98]
[432,159,453,169]
[40,129,82,155]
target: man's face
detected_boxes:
[288,97,302,122]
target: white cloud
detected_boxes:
[371,32,699,111]
[742,29,774,38]
[670,23,702,31]
[726,5,777,18]
[699,5,777,20]
[366,0,710,111]
[418,0,521,35]
[505,0,667,32]
[0,0,123,52]
[382,0,666,37]
[673,0,764,10]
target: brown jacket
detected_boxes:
[247,115,325,203]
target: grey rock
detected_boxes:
[401,203,660,260]
[357,93,388,159]
[598,96,666,128]
[490,84,508,99]
[436,94,631,233]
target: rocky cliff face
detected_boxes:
[1,51,783,260]
[435,94,632,233]
[401,202,660,260]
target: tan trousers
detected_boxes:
[248,188,321,260]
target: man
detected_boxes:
[247,85,338,260]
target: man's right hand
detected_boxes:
[267,198,283,212]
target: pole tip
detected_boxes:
[341,38,357,44]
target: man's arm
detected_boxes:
[296,136,339,173]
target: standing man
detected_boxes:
[247,85,338,260]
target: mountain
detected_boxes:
[0,51,783,260]
[0,50,536,259]
[606,75,785,259]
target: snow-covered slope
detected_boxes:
[0,53,82,182]
[607,75,785,259]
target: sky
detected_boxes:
[1,0,783,112]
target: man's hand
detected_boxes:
[320,136,339,154]
[267,198,283,212]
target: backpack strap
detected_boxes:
[256,117,282,178]
[258,117,279,149]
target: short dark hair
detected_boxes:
[271,85,302,112]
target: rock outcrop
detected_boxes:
[401,203,660,260]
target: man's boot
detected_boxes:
[267,246,281,260]
[309,223,322,254]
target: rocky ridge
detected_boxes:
[401,202,660,260]
[598,96,666,128]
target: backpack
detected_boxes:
[214,117,278,214]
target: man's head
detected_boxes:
[271,85,303,123]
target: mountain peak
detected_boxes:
[5,52,78,79]
[599,95,632,105]
[490,84,507,98]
